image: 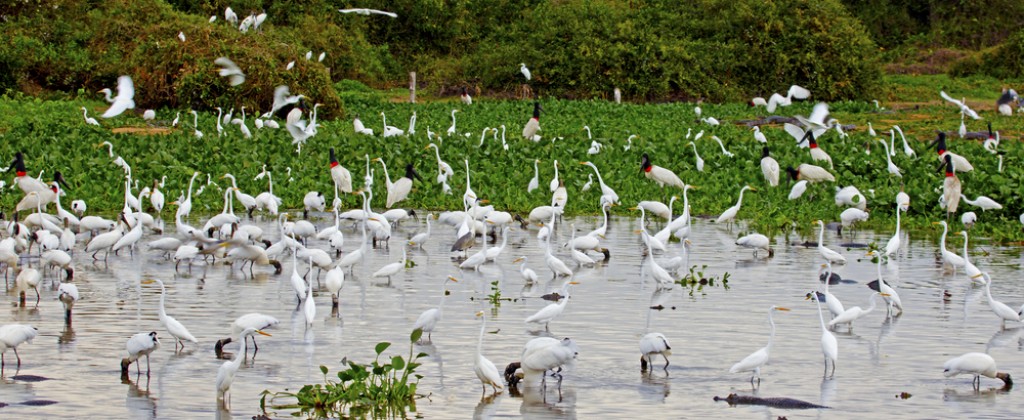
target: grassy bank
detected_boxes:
[1,75,1023,242]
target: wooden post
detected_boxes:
[409,72,416,104]
[614,88,621,104]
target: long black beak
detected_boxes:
[798,130,812,146]
[54,171,70,190]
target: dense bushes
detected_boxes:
[1,0,884,105]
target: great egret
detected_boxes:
[121,331,159,376]
[338,8,398,18]
[580,161,619,205]
[214,57,245,86]
[686,142,704,172]
[639,332,672,372]
[81,107,100,126]
[522,102,542,140]
[641,153,685,189]
[302,273,315,327]
[142,279,198,350]
[715,185,754,227]
[814,220,846,264]
[425,143,454,184]
[813,262,845,318]
[828,292,886,329]
[513,256,538,284]
[979,272,1021,327]
[939,91,981,120]
[190,110,203,138]
[0,324,38,368]
[882,207,901,259]
[474,311,503,395]
[876,140,902,177]
[527,159,540,192]
[735,233,773,258]
[933,221,965,270]
[896,188,910,212]
[730,306,789,385]
[412,276,458,341]
[216,327,271,408]
[380,112,404,137]
[549,160,561,192]
[962,195,1002,211]
[866,251,903,315]
[520,63,531,81]
[810,293,838,377]
[372,246,406,280]
[943,352,1012,389]
[551,180,568,208]
[407,215,432,248]
[100,75,135,118]
[958,231,982,281]
[751,85,810,112]
[525,280,578,330]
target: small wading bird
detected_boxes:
[639,332,672,372]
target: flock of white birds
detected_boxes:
[5,16,1023,411]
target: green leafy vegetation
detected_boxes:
[0,0,882,104]
[678,264,730,296]
[260,329,425,418]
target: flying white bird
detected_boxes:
[215,57,245,86]
[100,76,136,118]
[338,8,398,18]
[940,91,981,120]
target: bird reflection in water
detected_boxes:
[123,374,157,419]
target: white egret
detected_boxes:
[866,251,903,315]
[956,230,983,281]
[896,188,910,212]
[412,276,458,341]
[979,272,1021,327]
[142,279,198,350]
[933,221,965,270]
[876,139,902,177]
[751,85,811,112]
[425,143,454,183]
[811,293,838,377]
[962,195,1002,211]
[730,306,789,385]
[81,107,100,126]
[828,292,885,329]
[939,91,981,120]
[446,109,459,137]
[549,160,561,192]
[216,327,272,408]
[686,141,704,172]
[715,185,754,227]
[474,311,503,394]
[815,220,846,264]
[338,8,398,17]
[525,280,578,330]
[215,57,245,86]
[100,75,135,118]
[882,206,901,259]
[513,256,538,284]
[372,247,406,281]
[520,63,531,80]
[407,215,432,248]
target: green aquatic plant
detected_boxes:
[260,329,426,418]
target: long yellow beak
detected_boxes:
[256,330,272,337]
[775,307,791,311]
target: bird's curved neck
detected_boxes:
[766,312,776,350]
[736,188,747,206]
[477,317,486,355]
[817,223,825,246]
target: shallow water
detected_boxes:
[1,213,1022,419]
